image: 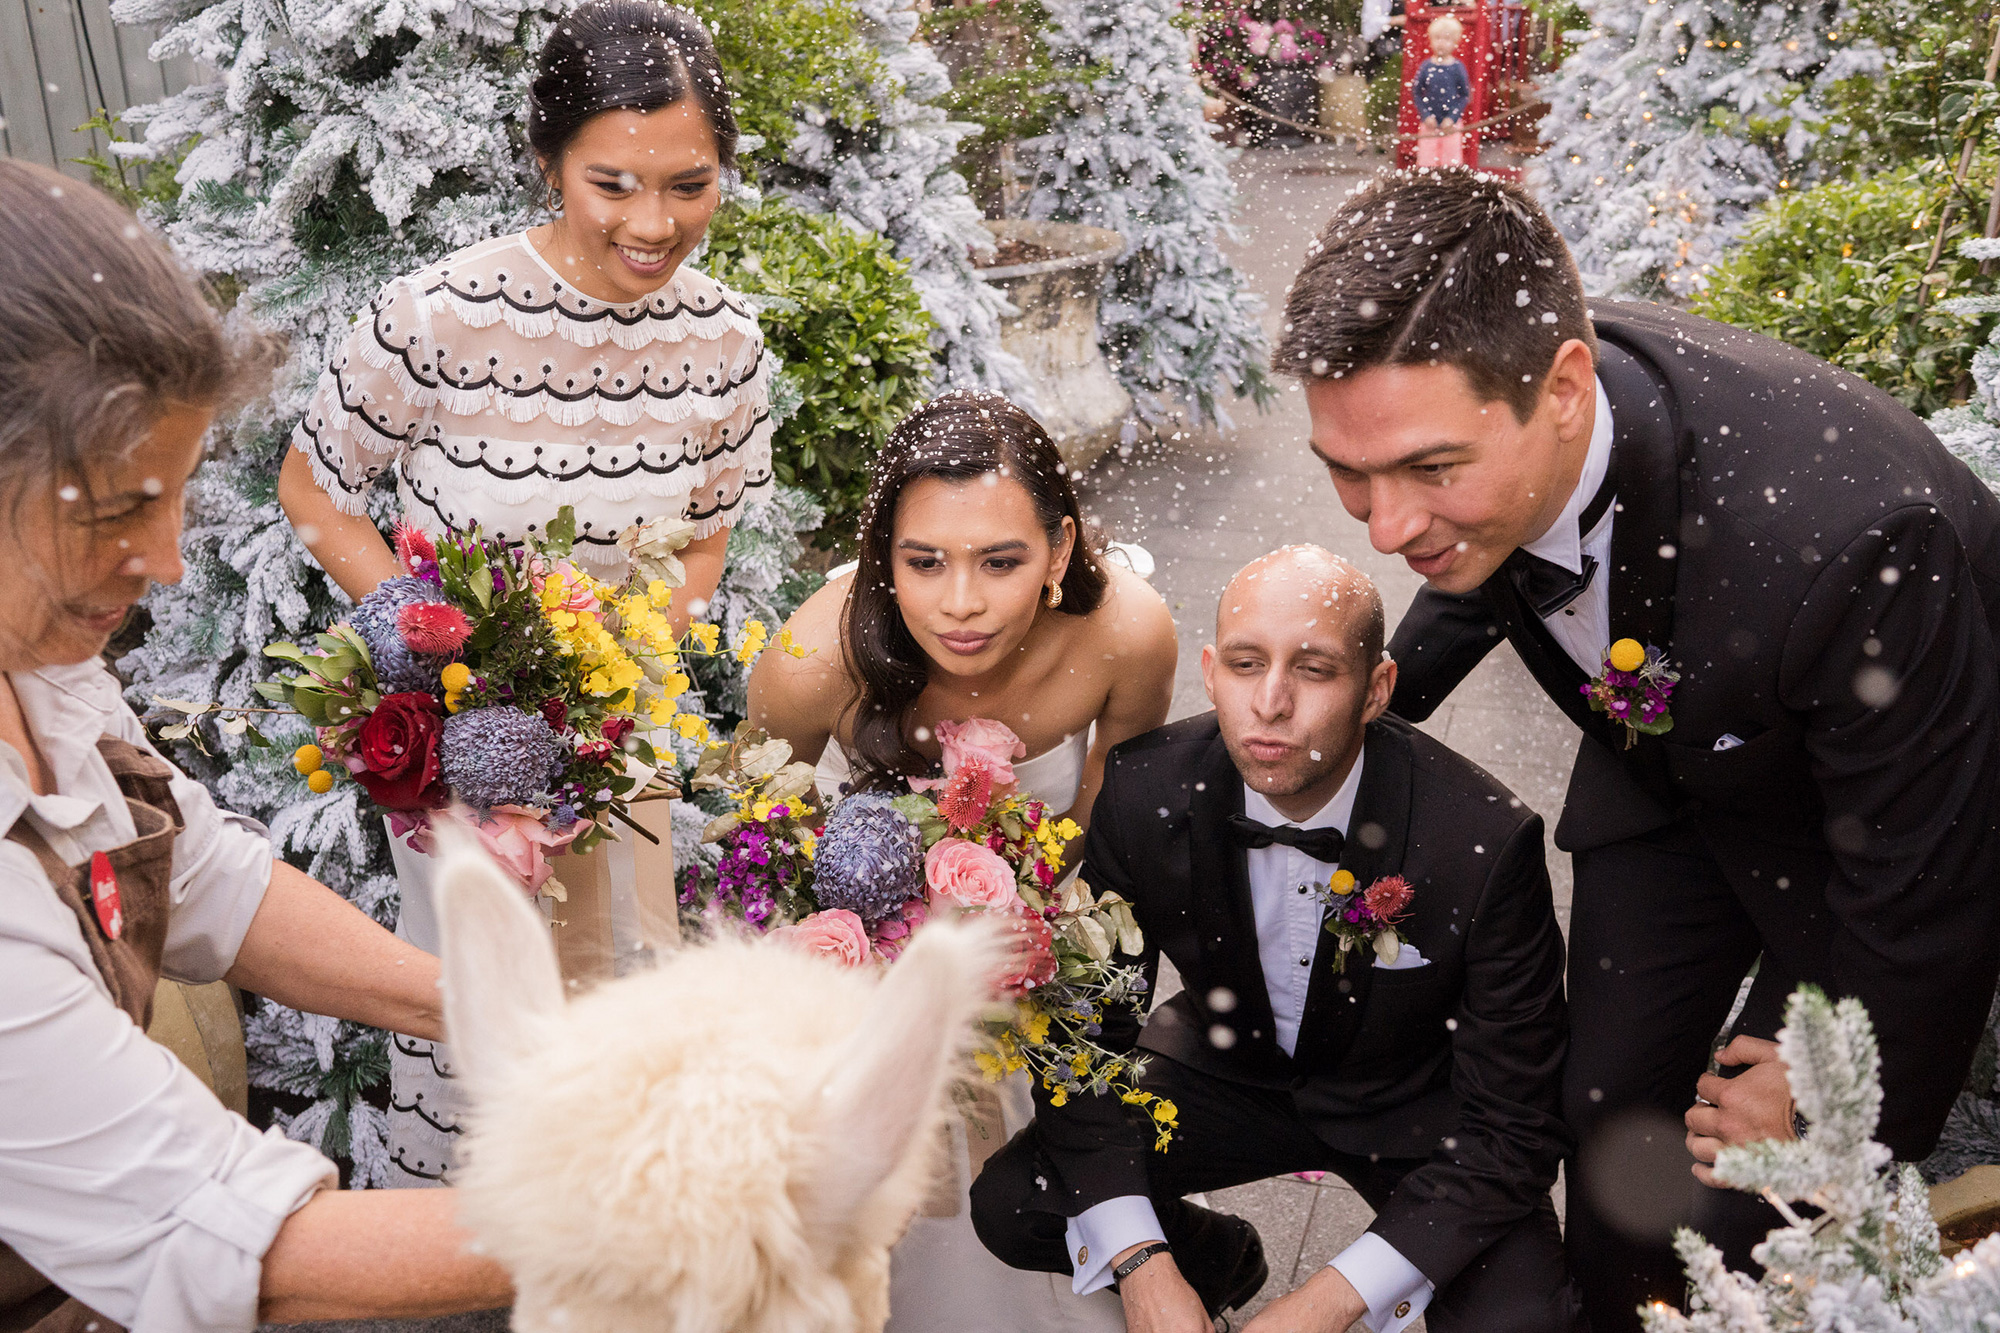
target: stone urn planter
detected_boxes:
[1933,1163,2000,1257]
[974,219,1132,473]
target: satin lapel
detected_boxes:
[1598,341,1681,665]
[1293,721,1412,1071]
[1188,734,1281,1055]
[1477,579,1599,733]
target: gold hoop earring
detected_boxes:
[1045,580,1063,609]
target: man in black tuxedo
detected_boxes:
[1274,168,2000,1329]
[970,547,1583,1333]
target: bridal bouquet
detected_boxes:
[682,721,1177,1146]
[253,508,783,892]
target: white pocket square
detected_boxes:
[1374,942,1430,971]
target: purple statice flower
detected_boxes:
[439,706,564,808]
[814,794,925,924]
[352,576,454,694]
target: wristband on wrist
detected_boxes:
[1113,1242,1172,1283]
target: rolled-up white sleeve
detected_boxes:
[0,847,334,1331]
[1066,1194,1168,1295]
[1329,1231,1434,1332]
[107,710,275,984]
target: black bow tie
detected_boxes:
[1225,813,1346,864]
[1505,549,1599,619]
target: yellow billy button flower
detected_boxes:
[444,690,465,714]
[439,662,472,694]
[305,768,335,794]
[1608,638,1647,673]
[292,744,323,775]
[1329,869,1357,895]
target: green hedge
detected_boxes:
[1693,163,1992,416]
[703,198,935,542]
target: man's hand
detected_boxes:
[1241,1265,1369,1333]
[1684,1035,1796,1187]
[1116,1248,1212,1333]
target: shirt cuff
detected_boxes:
[1066,1195,1167,1296]
[1328,1231,1434,1333]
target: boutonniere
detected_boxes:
[1313,871,1416,972]
[1581,637,1679,750]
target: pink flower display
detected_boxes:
[527,555,600,615]
[925,837,1020,912]
[783,909,872,968]
[463,803,583,892]
[912,718,1028,794]
[869,898,931,961]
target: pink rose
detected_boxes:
[870,898,931,961]
[783,909,871,967]
[462,803,583,893]
[528,556,600,615]
[910,718,1028,793]
[925,837,1020,913]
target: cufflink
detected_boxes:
[1395,1301,1412,1318]
[1077,1246,1088,1265]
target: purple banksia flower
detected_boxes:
[439,706,564,808]
[814,794,925,924]
[353,576,455,694]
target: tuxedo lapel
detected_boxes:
[1479,582,1598,732]
[1187,733,1281,1055]
[1598,341,1681,656]
[1292,721,1413,1071]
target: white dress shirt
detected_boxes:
[0,663,336,1332]
[1066,754,1435,1332]
[1519,375,1617,676]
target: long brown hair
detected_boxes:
[841,391,1107,788]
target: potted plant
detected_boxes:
[1198,9,1333,143]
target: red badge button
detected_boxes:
[89,852,122,940]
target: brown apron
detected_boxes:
[0,738,185,1333]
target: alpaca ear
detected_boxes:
[791,916,1005,1260]
[432,818,566,1089]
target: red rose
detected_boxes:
[353,692,447,811]
[602,716,634,745]
[539,698,569,732]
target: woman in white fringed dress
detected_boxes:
[750,390,1178,1333]
[278,0,770,1186]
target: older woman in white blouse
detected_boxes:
[0,164,511,1330]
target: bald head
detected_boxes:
[1217,546,1385,669]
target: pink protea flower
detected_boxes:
[397,601,474,655]
[1362,875,1414,925]
[935,756,996,831]
[393,523,436,574]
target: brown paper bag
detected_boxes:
[548,800,679,987]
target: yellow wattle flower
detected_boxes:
[1608,638,1647,673]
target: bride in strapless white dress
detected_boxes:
[818,730,1125,1333]
[749,392,1179,1333]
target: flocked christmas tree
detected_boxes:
[104,0,971,1177]
[1025,0,1274,428]
[1644,985,2000,1333]
[776,0,1033,400]
[1929,238,2000,489]
[1536,0,1880,298]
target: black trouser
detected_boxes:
[969,1052,1584,1333]
[1562,819,1827,1331]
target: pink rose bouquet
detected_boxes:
[782,909,872,968]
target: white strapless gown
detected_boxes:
[817,731,1126,1333]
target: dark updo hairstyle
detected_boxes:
[528,0,740,188]
[842,390,1109,789]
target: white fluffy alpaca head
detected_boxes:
[434,835,1004,1333]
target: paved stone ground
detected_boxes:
[273,141,1581,1333]
[1071,139,1579,1326]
